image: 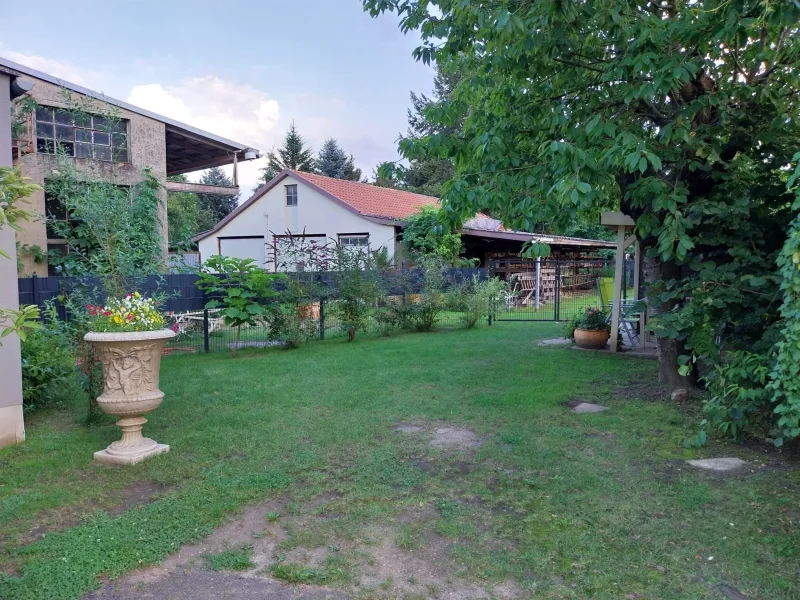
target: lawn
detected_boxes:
[1,323,798,600]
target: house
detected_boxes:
[195,169,615,270]
[0,56,261,276]
[195,169,436,269]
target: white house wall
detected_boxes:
[197,175,398,269]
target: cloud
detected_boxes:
[127,77,281,194]
[0,50,95,87]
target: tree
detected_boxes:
[198,167,238,223]
[402,205,465,266]
[258,122,315,185]
[316,138,363,180]
[365,0,800,387]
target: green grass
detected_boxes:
[204,545,255,571]
[1,323,799,599]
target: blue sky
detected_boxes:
[1,0,434,195]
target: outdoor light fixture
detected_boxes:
[244,148,258,160]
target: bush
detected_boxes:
[21,328,80,412]
[685,351,775,447]
[447,276,506,328]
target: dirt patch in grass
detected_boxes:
[431,426,484,449]
[395,420,485,450]
[614,380,673,403]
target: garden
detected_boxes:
[3,322,800,600]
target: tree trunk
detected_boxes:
[642,249,697,388]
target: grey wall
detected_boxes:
[0,72,26,446]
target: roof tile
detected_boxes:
[292,171,437,219]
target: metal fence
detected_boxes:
[488,258,635,322]
[17,268,491,355]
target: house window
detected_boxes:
[339,235,369,248]
[45,189,72,239]
[285,184,298,206]
[35,106,129,162]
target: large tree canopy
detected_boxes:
[365,0,800,389]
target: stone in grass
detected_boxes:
[686,457,747,472]
[572,402,609,414]
[537,338,572,347]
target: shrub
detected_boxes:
[21,327,80,412]
[447,276,506,328]
[685,351,775,447]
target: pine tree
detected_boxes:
[198,167,238,223]
[258,122,315,184]
[316,138,350,179]
[315,139,363,181]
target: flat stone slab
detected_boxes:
[686,457,747,472]
[572,402,609,414]
[537,338,572,347]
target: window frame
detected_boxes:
[35,106,129,163]
[285,184,298,206]
[338,234,370,248]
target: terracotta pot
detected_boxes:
[84,329,176,465]
[573,328,610,350]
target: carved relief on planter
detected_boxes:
[85,329,175,465]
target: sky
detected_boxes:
[1,0,434,197]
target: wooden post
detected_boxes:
[634,239,646,349]
[534,257,541,310]
[609,225,626,352]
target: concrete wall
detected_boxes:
[0,73,25,448]
[197,174,398,268]
[14,77,168,276]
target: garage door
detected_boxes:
[219,237,266,266]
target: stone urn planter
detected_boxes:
[573,328,610,350]
[85,329,176,465]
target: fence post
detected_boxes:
[554,261,561,322]
[31,273,40,310]
[319,297,325,340]
[203,308,210,353]
[488,295,493,326]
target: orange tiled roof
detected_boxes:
[292,171,437,220]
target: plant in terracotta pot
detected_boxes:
[84,292,175,465]
[564,306,611,349]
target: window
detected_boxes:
[339,235,369,248]
[45,189,72,239]
[35,106,128,162]
[285,184,298,206]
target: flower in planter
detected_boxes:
[87,292,166,332]
[564,306,610,340]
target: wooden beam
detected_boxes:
[609,225,626,352]
[167,155,237,177]
[165,181,239,196]
[601,211,636,228]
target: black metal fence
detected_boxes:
[17,268,491,354]
[488,258,635,322]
